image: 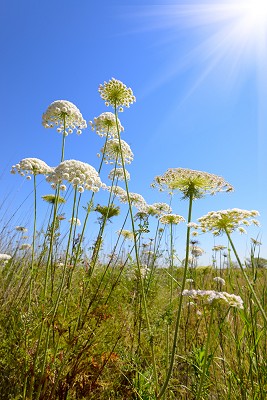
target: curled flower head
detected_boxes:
[98,78,136,109]
[152,168,234,199]
[46,160,102,193]
[182,289,243,309]
[193,208,260,236]
[90,112,124,138]
[159,214,185,225]
[11,158,53,177]
[42,100,87,135]
[101,139,134,165]
[108,167,130,181]
[68,217,81,226]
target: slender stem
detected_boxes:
[196,306,214,400]
[225,229,267,324]
[157,193,193,399]
[61,114,66,162]
[28,174,37,311]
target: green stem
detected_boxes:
[157,193,193,399]
[196,306,214,400]
[225,229,267,325]
[61,114,66,162]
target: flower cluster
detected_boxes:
[101,139,134,165]
[0,254,11,264]
[182,289,243,309]
[152,168,234,199]
[98,78,136,109]
[108,167,130,181]
[159,214,185,225]
[46,160,102,193]
[119,192,147,209]
[90,112,124,138]
[140,202,172,217]
[191,246,204,257]
[11,158,53,177]
[213,277,226,286]
[19,243,32,250]
[190,208,260,236]
[68,217,81,226]
[117,229,135,240]
[15,226,28,232]
[42,100,87,135]
[212,245,227,252]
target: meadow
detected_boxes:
[0,78,266,400]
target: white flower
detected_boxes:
[15,226,28,232]
[98,78,136,109]
[182,289,243,309]
[213,277,226,286]
[42,100,87,135]
[159,214,185,225]
[68,217,81,226]
[101,139,134,165]
[140,202,172,217]
[19,243,32,250]
[152,168,234,199]
[11,158,53,177]
[119,192,147,209]
[0,254,11,263]
[117,229,135,240]
[191,246,204,257]
[108,167,130,181]
[90,112,124,138]
[46,160,102,193]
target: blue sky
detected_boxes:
[1,0,266,264]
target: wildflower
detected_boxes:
[118,229,135,240]
[192,208,260,236]
[119,192,147,209]
[140,202,172,217]
[212,245,227,252]
[104,185,127,199]
[101,139,134,165]
[213,277,226,286]
[90,112,124,138]
[186,278,194,284]
[42,194,66,204]
[11,158,53,177]
[42,100,87,135]
[98,78,136,109]
[0,254,11,264]
[182,289,243,309]
[15,226,28,232]
[108,167,130,181]
[159,214,185,225]
[140,264,150,278]
[19,243,32,250]
[46,160,102,192]
[68,217,81,226]
[191,246,204,257]
[152,168,234,199]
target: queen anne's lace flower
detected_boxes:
[152,168,234,199]
[159,214,185,225]
[0,254,11,262]
[212,245,227,251]
[119,192,147,209]
[182,289,243,309]
[68,217,81,226]
[108,168,130,181]
[15,226,28,232]
[117,229,135,240]
[46,160,102,192]
[19,243,32,250]
[101,139,134,165]
[191,246,204,257]
[98,78,136,109]
[213,277,226,286]
[90,112,124,138]
[192,208,260,236]
[11,158,53,177]
[42,100,87,135]
[139,202,172,217]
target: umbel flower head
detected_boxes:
[159,214,185,225]
[152,168,234,199]
[42,100,87,135]
[68,217,81,226]
[46,160,102,193]
[190,208,260,236]
[140,202,172,217]
[99,78,136,109]
[182,289,243,309]
[101,139,134,165]
[90,112,124,138]
[108,167,130,181]
[11,158,53,177]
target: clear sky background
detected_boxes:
[1,0,267,264]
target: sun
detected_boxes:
[236,0,267,36]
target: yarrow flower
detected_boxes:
[68,217,81,226]
[15,226,28,232]
[108,167,130,181]
[192,208,260,236]
[11,158,53,177]
[152,168,234,199]
[101,139,134,165]
[42,100,87,135]
[182,289,243,309]
[98,78,136,109]
[46,160,102,193]
[159,214,185,225]
[89,112,124,138]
